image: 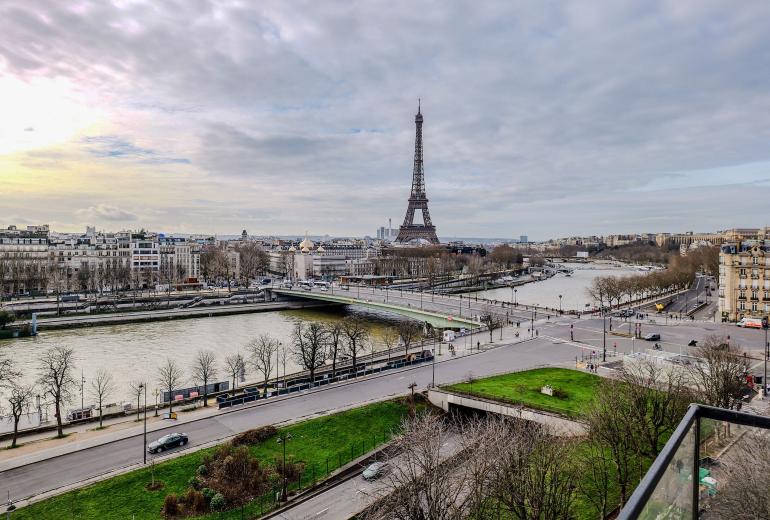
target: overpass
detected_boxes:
[269,286,484,329]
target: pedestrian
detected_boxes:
[536,329,539,337]
[477,341,480,350]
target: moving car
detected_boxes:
[362,461,387,481]
[147,432,188,453]
[644,333,661,341]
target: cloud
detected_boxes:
[2,1,770,237]
[76,204,137,222]
[82,135,190,164]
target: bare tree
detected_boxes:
[38,346,76,437]
[8,383,34,448]
[247,334,278,395]
[688,335,750,410]
[191,350,218,407]
[89,369,114,428]
[708,430,770,519]
[364,414,461,520]
[586,379,642,506]
[577,435,614,520]
[224,353,246,391]
[620,358,693,457]
[157,358,183,414]
[480,311,503,342]
[397,321,422,358]
[491,423,577,520]
[325,322,344,378]
[382,327,399,363]
[0,351,20,388]
[342,316,369,374]
[291,322,327,387]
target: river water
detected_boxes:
[0,306,409,406]
[1,261,639,406]
[472,262,641,311]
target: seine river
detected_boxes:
[1,262,638,406]
[472,262,641,311]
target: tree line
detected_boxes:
[587,246,719,309]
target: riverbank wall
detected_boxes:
[8,300,338,333]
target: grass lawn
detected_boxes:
[13,399,414,520]
[444,367,601,418]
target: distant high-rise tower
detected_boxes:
[396,101,439,244]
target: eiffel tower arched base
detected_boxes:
[396,225,439,244]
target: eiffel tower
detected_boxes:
[396,101,440,244]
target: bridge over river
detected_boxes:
[269,285,543,330]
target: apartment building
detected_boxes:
[719,234,770,322]
[0,225,50,295]
[159,236,201,281]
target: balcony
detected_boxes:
[618,404,770,519]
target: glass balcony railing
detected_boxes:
[618,404,770,519]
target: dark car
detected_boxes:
[644,333,661,341]
[147,432,188,453]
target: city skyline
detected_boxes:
[2,2,770,238]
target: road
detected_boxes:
[639,275,715,316]
[0,336,578,505]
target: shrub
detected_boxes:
[196,464,208,477]
[161,493,179,518]
[182,488,207,514]
[231,425,278,447]
[201,487,216,501]
[188,475,201,489]
[210,493,226,511]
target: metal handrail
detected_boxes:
[618,403,770,519]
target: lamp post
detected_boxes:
[431,337,436,388]
[80,369,85,413]
[279,432,293,501]
[139,383,147,464]
[602,311,607,362]
[762,317,770,397]
[154,388,159,417]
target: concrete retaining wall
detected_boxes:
[427,388,587,437]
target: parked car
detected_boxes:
[362,461,388,481]
[644,333,661,341]
[147,432,188,453]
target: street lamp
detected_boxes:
[279,432,293,501]
[139,383,147,464]
[602,311,607,362]
[80,369,86,413]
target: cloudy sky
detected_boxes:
[1,1,769,240]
